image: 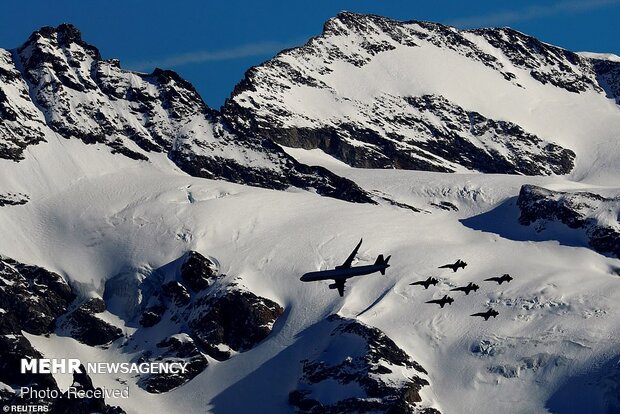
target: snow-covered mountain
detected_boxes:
[0,24,370,203]
[0,13,619,414]
[224,12,619,181]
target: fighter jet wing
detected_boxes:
[336,239,362,269]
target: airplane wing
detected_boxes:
[336,238,362,269]
[335,279,345,297]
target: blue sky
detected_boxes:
[1,1,619,108]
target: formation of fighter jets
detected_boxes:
[410,259,513,320]
[300,242,512,320]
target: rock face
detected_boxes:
[138,334,208,394]
[517,185,620,258]
[591,58,620,103]
[219,12,620,175]
[0,49,47,161]
[60,297,123,346]
[125,251,284,393]
[0,256,122,412]
[288,315,439,414]
[53,365,126,414]
[0,251,284,402]
[0,256,74,336]
[0,24,371,204]
[188,288,283,360]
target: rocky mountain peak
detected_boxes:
[323,11,404,36]
[223,13,620,179]
[20,23,101,65]
[0,24,372,203]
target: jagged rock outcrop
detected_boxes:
[288,315,439,414]
[0,334,58,411]
[0,251,284,400]
[470,27,599,93]
[591,58,620,103]
[517,185,620,258]
[0,257,122,412]
[60,297,123,346]
[138,334,208,394]
[188,288,283,360]
[0,49,47,161]
[180,251,218,292]
[0,256,74,335]
[126,251,284,392]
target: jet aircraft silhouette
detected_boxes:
[425,295,454,308]
[484,274,513,285]
[410,277,439,289]
[438,259,467,272]
[300,239,391,297]
[449,282,479,295]
[470,309,499,320]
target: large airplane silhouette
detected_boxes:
[300,239,391,296]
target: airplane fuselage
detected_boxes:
[300,264,388,282]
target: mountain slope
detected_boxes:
[224,12,620,182]
[0,14,619,414]
[0,24,371,203]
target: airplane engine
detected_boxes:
[328,283,338,290]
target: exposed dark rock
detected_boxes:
[168,123,374,204]
[180,251,218,292]
[0,258,63,405]
[225,13,580,177]
[0,333,58,410]
[1,24,374,204]
[289,314,437,414]
[0,193,29,207]
[161,281,191,306]
[139,304,166,328]
[517,184,620,258]
[188,288,284,360]
[431,201,458,211]
[592,58,620,103]
[61,298,123,346]
[138,335,208,393]
[0,257,122,412]
[472,27,598,93]
[123,251,284,392]
[0,50,47,161]
[0,256,74,335]
[53,364,126,414]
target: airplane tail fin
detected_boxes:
[375,254,391,275]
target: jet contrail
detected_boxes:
[127,39,302,71]
[448,0,620,28]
